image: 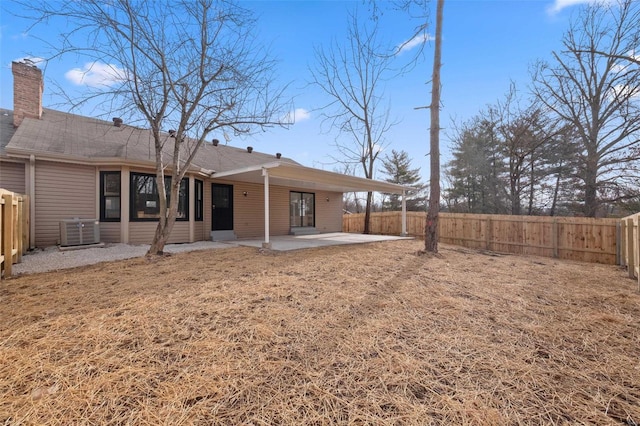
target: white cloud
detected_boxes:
[396,33,435,55]
[10,32,29,41]
[612,51,640,72]
[546,0,615,15]
[611,83,640,100]
[283,108,311,124]
[65,61,127,88]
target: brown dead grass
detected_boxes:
[1,240,639,425]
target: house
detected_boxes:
[0,61,410,249]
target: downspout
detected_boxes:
[401,189,407,237]
[29,154,35,249]
[262,168,271,249]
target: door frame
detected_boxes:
[211,183,234,231]
[289,191,315,228]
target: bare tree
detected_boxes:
[334,163,364,214]
[424,0,444,252]
[532,0,640,217]
[491,84,560,215]
[20,0,287,254]
[311,12,395,234]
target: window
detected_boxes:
[195,179,204,221]
[130,172,188,221]
[100,171,121,221]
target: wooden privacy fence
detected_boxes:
[620,212,640,289]
[0,189,29,279]
[343,211,619,265]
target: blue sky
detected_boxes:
[0,0,594,182]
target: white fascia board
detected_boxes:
[211,162,281,179]
[215,161,411,194]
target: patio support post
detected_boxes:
[262,168,271,249]
[401,190,407,236]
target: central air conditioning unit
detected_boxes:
[60,219,101,247]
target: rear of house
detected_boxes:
[2,61,406,249]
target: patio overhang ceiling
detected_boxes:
[212,161,411,194]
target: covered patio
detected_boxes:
[212,161,413,248]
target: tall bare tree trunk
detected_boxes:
[364,191,373,234]
[425,0,444,252]
[584,156,598,217]
[550,160,563,217]
[148,174,180,255]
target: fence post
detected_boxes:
[21,196,29,253]
[620,220,627,266]
[627,218,635,280]
[485,217,492,251]
[16,196,22,263]
[2,192,14,278]
[615,222,621,265]
[636,217,640,292]
[552,219,559,259]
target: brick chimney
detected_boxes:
[12,60,44,128]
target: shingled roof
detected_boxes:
[0,109,17,157]
[5,108,298,173]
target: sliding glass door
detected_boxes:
[290,191,315,228]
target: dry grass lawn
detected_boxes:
[1,240,639,425]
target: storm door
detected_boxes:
[211,183,234,231]
[290,191,315,228]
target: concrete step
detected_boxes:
[211,230,237,241]
[290,227,320,236]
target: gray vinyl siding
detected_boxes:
[128,221,190,245]
[267,185,291,236]
[99,222,120,243]
[313,190,343,233]
[233,182,266,238]
[0,160,26,194]
[35,160,96,247]
[194,221,205,241]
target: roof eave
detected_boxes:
[4,147,209,176]
[215,161,412,194]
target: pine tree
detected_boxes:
[380,150,424,211]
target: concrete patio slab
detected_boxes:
[236,232,413,251]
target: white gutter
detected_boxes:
[214,161,412,195]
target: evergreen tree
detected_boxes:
[444,116,509,214]
[380,150,424,211]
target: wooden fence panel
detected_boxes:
[0,189,29,279]
[342,211,620,265]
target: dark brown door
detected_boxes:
[211,184,233,231]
